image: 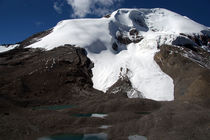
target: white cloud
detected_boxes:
[66,0,124,18]
[53,1,63,14]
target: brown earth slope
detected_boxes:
[155,45,210,107]
[0,45,210,140]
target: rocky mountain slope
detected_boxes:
[0,8,210,140]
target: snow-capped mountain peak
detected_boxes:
[2,8,210,101]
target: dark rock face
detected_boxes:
[116,32,132,45]
[106,76,133,96]
[104,14,111,18]
[154,45,210,107]
[112,42,118,51]
[116,28,143,45]
[129,28,139,36]
[129,28,144,43]
[106,71,143,98]
[0,44,98,106]
[17,29,52,48]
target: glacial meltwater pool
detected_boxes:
[71,113,108,118]
[128,135,147,140]
[38,133,107,140]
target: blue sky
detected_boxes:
[0,0,209,44]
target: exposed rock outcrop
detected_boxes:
[112,42,118,51]
[155,45,210,107]
[104,14,111,18]
[106,76,143,98]
[17,29,52,48]
[116,28,143,45]
[0,44,99,106]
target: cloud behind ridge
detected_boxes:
[66,0,124,18]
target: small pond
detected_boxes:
[128,135,147,140]
[98,125,111,129]
[71,113,108,118]
[38,133,107,140]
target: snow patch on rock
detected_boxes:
[0,44,19,53]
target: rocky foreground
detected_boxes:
[0,45,210,140]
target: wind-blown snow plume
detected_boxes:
[66,0,124,17]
